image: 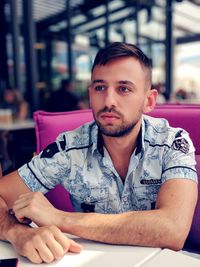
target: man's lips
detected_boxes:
[100,113,120,122]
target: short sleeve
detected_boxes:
[162,130,198,182]
[18,135,71,193]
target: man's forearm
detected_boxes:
[0,197,29,243]
[58,209,186,251]
[55,180,197,251]
[10,180,196,252]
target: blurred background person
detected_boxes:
[0,88,29,174]
[174,88,188,103]
[45,79,85,112]
[0,88,29,121]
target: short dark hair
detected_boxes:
[91,42,152,88]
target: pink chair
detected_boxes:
[34,107,200,252]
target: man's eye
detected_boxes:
[119,87,129,93]
[95,86,105,91]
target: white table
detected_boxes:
[1,236,200,266]
[0,119,35,170]
[0,119,34,131]
[0,236,161,267]
[142,249,200,267]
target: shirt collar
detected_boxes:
[135,126,143,155]
[91,118,145,157]
[97,128,104,156]
[136,117,145,156]
[90,123,104,156]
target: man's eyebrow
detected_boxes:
[118,80,136,88]
[118,80,135,86]
[92,80,134,85]
[92,79,105,84]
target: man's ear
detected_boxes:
[143,89,158,114]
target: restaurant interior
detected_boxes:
[0,0,200,265]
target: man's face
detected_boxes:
[89,57,151,137]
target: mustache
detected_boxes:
[97,107,122,117]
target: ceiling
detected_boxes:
[5,0,200,46]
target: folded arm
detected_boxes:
[60,179,197,250]
[0,171,81,263]
[13,178,198,251]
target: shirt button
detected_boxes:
[85,196,91,203]
[123,196,128,201]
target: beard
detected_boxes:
[94,107,142,137]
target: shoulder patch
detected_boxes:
[172,137,189,154]
[41,142,59,158]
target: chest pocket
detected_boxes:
[70,185,108,213]
[132,184,161,210]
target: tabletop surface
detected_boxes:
[0,119,34,131]
[0,236,161,267]
[1,237,200,267]
[1,236,200,266]
[142,249,200,267]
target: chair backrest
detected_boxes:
[34,107,200,251]
[34,109,94,153]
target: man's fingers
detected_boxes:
[34,239,55,263]
[14,192,44,209]
[12,208,29,223]
[13,193,33,208]
[12,226,81,264]
[12,198,31,218]
[45,238,66,260]
[13,198,30,209]
[10,208,31,225]
[45,226,82,258]
[21,243,43,264]
[51,226,82,254]
[25,249,43,264]
[68,239,83,253]
[13,198,37,224]
[52,229,71,253]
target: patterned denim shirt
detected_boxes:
[18,115,197,213]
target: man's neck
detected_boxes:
[103,120,141,154]
[102,122,142,180]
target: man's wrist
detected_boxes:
[56,210,72,232]
[6,223,30,244]
[2,210,29,243]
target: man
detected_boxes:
[0,42,197,263]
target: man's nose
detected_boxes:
[104,89,117,108]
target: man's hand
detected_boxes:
[8,225,82,264]
[12,192,59,226]
[1,193,81,264]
